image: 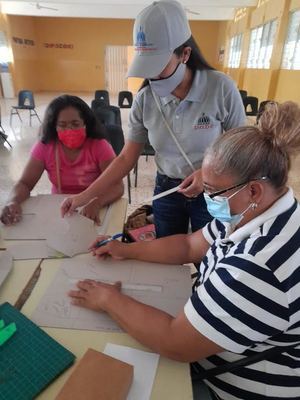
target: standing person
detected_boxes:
[61,0,245,237]
[69,102,300,400]
[0,95,123,225]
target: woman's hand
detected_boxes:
[178,169,203,198]
[61,193,87,217]
[68,279,121,312]
[80,198,101,225]
[0,202,22,225]
[89,235,129,260]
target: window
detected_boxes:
[281,9,300,70]
[247,19,277,68]
[228,34,243,68]
[0,32,10,64]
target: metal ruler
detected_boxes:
[14,259,43,310]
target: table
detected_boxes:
[0,197,193,400]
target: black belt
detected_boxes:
[157,173,182,184]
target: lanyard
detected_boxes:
[151,89,195,173]
[55,143,62,194]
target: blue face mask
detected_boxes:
[204,185,249,225]
[149,63,186,97]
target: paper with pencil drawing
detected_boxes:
[31,254,192,331]
[1,195,110,257]
[45,213,97,257]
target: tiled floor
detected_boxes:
[0,92,299,219]
[0,92,156,216]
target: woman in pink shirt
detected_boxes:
[1,95,124,225]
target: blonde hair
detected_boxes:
[204,101,300,189]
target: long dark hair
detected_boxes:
[174,36,214,72]
[139,35,214,90]
[40,95,106,144]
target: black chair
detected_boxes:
[94,90,110,106]
[118,91,133,108]
[243,96,258,116]
[105,124,132,204]
[91,99,109,112]
[10,90,41,126]
[134,139,155,187]
[93,105,122,127]
[256,100,277,124]
[0,106,12,148]
[239,90,248,101]
[94,107,117,126]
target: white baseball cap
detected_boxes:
[127,0,191,79]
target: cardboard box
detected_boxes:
[55,348,133,400]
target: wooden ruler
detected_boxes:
[14,259,43,311]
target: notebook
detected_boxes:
[0,302,75,400]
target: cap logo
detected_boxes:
[134,26,157,54]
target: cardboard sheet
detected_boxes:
[55,348,133,400]
[0,250,13,287]
[5,241,60,260]
[31,254,192,332]
[1,195,110,257]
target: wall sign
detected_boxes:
[12,37,35,46]
[44,43,74,49]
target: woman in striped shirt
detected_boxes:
[69,101,300,400]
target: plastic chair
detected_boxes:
[256,100,276,124]
[94,90,110,106]
[105,124,132,204]
[93,105,122,127]
[118,91,133,108]
[239,90,248,101]
[94,107,117,126]
[91,99,108,112]
[243,96,258,116]
[0,106,12,148]
[134,139,155,187]
[10,90,41,126]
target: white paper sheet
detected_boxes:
[104,344,159,400]
[31,254,192,331]
[0,250,13,287]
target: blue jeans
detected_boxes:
[152,173,212,238]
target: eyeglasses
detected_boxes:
[56,121,84,130]
[205,176,268,199]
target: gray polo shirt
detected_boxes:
[128,69,246,179]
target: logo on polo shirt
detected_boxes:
[193,113,213,129]
[134,26,157,53]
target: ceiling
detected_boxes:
[0,0,257,20]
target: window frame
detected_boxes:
[281,9,300,70]
[228,33,243,68]
[247,19,277,69]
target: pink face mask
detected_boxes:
[58,127,86,149]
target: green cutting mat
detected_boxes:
[0,302,75,400]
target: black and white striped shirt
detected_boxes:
[184,188,300,399]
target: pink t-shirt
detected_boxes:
[31,138,115,194]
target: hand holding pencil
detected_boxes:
[89,233,127,260]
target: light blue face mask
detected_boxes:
[149,62,186,97]
[204,185,250,225]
